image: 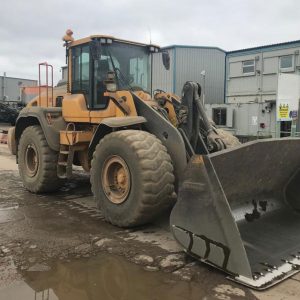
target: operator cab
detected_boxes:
[64,32,169,110]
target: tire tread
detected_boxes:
[91,130,175,227]
[18,125,61,193]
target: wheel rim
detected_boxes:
[102,155,131,204]
[25,144,39,177]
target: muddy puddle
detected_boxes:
[0,253,218,300]
[0,171,256,300]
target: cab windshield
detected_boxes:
[95,42,150,92]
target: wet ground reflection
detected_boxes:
[1,253,209,300]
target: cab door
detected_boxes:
[71,43,91,105]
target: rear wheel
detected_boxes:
[91,130,175,227]
[7,127,16,155]
[18,125,61,193]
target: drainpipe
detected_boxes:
[172,47,177,94]
[259,51,263,103]
[1,72,6,100]
[150,53,153,96]
[224,53,227,103]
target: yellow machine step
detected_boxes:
[60,130,93,146]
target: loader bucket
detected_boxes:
[170,138,300,289]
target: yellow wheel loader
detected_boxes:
[11,31,300,289]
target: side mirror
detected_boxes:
[162,51,170,70]
[90,40,102,60]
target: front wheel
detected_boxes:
[18,125,61,193]
[90,130,175,227]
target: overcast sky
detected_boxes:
[1,0,300,84]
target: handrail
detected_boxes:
[38,62,54,107]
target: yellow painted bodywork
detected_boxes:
[153,92,181,127]
[27,85,67,107]
[69,35,159,49]
[134,90,152,101]
[62,90,137,124]
[60,130,93,145]
[57,90,140,148]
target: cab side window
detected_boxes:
[93,54,119,109]
[71,45,90,102]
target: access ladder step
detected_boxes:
[60,151,69,155]
[57,145,75,179]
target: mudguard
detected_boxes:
[15,107,66,152]
[88,116,147,159]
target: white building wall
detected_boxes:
[226,43,300,104]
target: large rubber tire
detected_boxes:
[90,130,175,227]
[7,127,16,155]
[18,125,61,193]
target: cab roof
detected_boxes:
[69,35,160,49]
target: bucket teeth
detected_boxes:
[266,268,272,272]
[261,262,277,269]
[253,271,264,278]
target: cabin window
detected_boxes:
[242,60,255,74]
[71,44,90,101]
[280,55,294,72]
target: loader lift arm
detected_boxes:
[177,81,226,155]
[153,81,230,159]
